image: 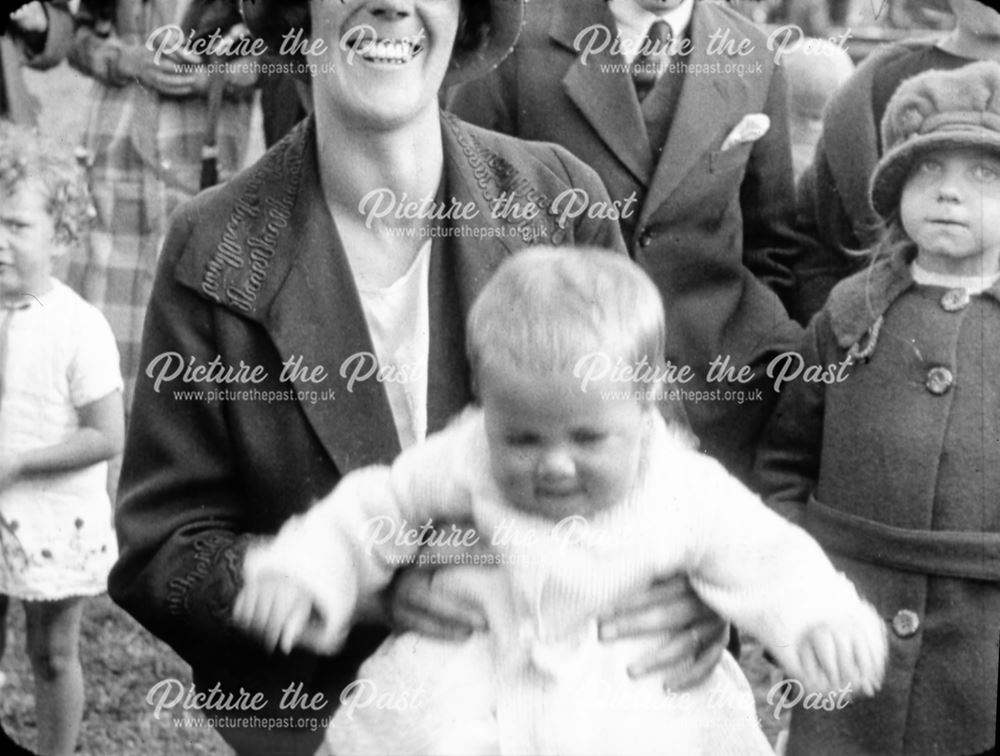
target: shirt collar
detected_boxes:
[910,261,1000,295]
[608,0,695,62]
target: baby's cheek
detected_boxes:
[491,455,533,500]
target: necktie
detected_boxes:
[632,20,672,103]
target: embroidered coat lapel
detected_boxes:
[174,115,551,474]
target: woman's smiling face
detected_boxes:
[308,0,460,129]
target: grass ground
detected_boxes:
[2,63,789,754]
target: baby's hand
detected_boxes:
[796,606,887,698]
[234,577,324,655]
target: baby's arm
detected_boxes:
[235,412,481,654]
[0,391,124,491]
[677,455,886,696]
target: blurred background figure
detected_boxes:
[1,1,72,125]
[65,0,258,409]
[790,0,1000,323]
[782,38,855,179]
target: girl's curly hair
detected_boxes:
[849,209,917,267]
[0,121,95,248]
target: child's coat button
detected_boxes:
[940,289,970,312]
[891,609,920,638]
[925,366,954,396]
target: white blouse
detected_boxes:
[356,240,433,450]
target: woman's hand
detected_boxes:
[598,574,728,690]
[386,569,488,640]
[112,42,206,97]
[383,531,490,640]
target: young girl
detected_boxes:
[755,61,1000,756]
[0,121,124,756]
[236,247,886,756]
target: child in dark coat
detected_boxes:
[755,61,1000,756]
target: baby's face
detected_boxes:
[479,358,648,522]
[901,147,1000,277]
[0,182,58,303]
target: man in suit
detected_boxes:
[449,0,804,482]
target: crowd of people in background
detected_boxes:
[0,1,997,755]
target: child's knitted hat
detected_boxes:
[870,61,1000,220]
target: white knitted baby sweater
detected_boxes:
[246,409,878,755]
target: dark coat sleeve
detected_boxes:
[108,200,377,755]
[107,206,256,664]
[752,311,831,524]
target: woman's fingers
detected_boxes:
[625,615,726,687]
[599,575,711,641]
[388,570,486,639]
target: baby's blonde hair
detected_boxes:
[0,121,94,247]
[466,246,666,401]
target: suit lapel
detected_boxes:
[639,1,744,227]
[551,0,653,186]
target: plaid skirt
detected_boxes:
[65,81,252,408]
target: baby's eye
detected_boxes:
[505,433,540,448]
[572,429,607,445]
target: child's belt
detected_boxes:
[804,495,1000,582]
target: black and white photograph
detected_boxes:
[0,0,998,753]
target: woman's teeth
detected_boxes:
[362,38,424,64]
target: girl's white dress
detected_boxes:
[0,280,122,600]
[247,409,883,755]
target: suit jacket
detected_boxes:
[108,113,625,756]
[448,0,804,480]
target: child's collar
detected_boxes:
[828,246,1000,349]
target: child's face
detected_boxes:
[0,182,59,302]
[479,357,648,522]
[900,147,1000,277]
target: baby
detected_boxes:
[235,247,886,755]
